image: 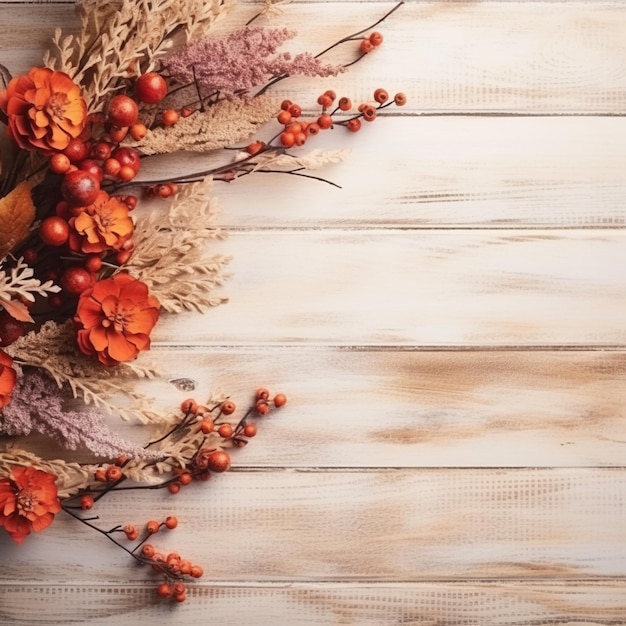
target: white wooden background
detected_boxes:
[1,1,626,624]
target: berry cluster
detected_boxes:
[61,388,287,602]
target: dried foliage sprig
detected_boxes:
[5,321,162,423]
[43,0,235,111]
[124,176,231,313]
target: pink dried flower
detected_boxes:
[162,27,342,94]
[0,370,158,460]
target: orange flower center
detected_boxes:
[102,308,128,333]
[17,489,36,514]
[46,92,69,120]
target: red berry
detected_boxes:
[80,495,94,510]
[359,39,374,54]
[129,123,147,141]
[84,254,102,273]
[0,312,25,347]
[135,73,168,104]
[221,400,236,415]
[107,126,128,143]
[111,147,141,174]
[107,95,139,127]
[63,138,89,164]
[61,170,100,206]
[78,159,104,182]
[39,216,69,246]
[207,450,231,473]
[369,31,384,47]
[347,118,362,132]
[317,114,333,130]
[102,158,121,178]
[91,142,112,161]
[373,88,389,104]
[61,267,93,296]
[273,393,287,408]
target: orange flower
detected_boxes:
[0,466,61,544]
[0,349,16,409]
[69,191,134,254]
[0,67,87,153]
[74,273,160,366]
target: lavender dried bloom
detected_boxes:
[1,369,159,460]
[162,27,342,94]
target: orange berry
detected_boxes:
[374,88,389,104]
[256,388,270,401]
[200,418,215,434]
[277,110,292,125]
[123,524,138,540]
[50,153,71,174]
[394,92,407,106]
[102,157,121,177]
[95,468,107,482]
[317,114,333,129]
[362,106,377,122]
[178,471,193,486]
[245,140,265,155]
[157,583,172,598]
[294,131,307,146]
[141,544,155,558]
[117,165,136,182]
[243,423,257,438]
[286,122,302,135]
[280,132,295,148]
[173,592,187,603]
[168,482,181,494]
[107,126,128,143]
[181,106,194,117]
[190,564,204,578]
[288,103,302,117]
[360,39,374,54]
[280,99,292,111]
[105,466,123,482]
[218,423,233,438]
[207,450,231,473]
[146,520,160,534]
[129,123,147,141]
[347,118,362,132]
[221,400,236,415]
[317,94,333,109]
[164,515,178,530]
[80,495,94,510]
[369,31,384,46]
[161,109,179,126]
[273,393,287,408]
[179,560,192,575]
[324,89,337,101]
[172,582,186,596]
[39,216,69,247]
[256,400,270,416]
[338,97,352,111]
[306,123,321,136]
[181,398,198,414]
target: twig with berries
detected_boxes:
[59,388,287,602]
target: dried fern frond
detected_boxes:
[247,148,351,172]
[124,176,231,313]
[133,94,279,155]
[0,256,60,303]
[6,321,163,423]
[43,0,236,112]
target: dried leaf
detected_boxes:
[0,182,35,259]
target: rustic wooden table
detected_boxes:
[1,1,625,624]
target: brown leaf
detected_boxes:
[0,182,36,259]
[0,297,34,323]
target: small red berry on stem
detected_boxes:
[135,72,168,104]
[39,216,69,246]
[369,31,384,47]
[273,393,287,408]
[221,400,236,415]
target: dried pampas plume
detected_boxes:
[43,0,235,112]
[134,94,279,155]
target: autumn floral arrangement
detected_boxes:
[0,0,404,603]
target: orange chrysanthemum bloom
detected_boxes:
[0,466,61,544]
[74,273,160,366]
[0,349,16,409]
[68,191,134,254]
[0,67,87,153]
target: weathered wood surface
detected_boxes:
[1,0,625,624]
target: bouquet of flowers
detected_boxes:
[0,0,404,603]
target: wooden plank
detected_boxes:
[151,230,626,347]
[1,469,625,581]
[191,116,626,228]
[2,581,626,625]
[2,3,626,114]
[106,347,626,468]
